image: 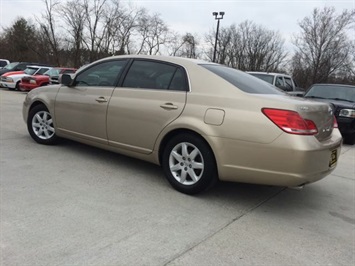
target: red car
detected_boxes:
[20,67,76,91]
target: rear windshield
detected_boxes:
[201,64,283,94]
[4,62,18,70]
[248,73,274,84]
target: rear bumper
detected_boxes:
[209,130,343,187]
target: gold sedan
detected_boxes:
[23,55,342,194]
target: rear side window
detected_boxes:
[201,64,283,94]
[122,60,188,91]
[284,77,294,90]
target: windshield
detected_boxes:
[44,68,60,76]
[24,67,38,75]
[248,73,274,84]
[4,62,18,70]
[305,84,355,102]
[201,64,283,94]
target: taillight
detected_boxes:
[333,115,338,128]
[262,108,318,135]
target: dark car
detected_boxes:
[304,84,355,144]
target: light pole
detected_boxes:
[212,11,225,63]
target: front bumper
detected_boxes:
[20,83,38,91]
[0,81,16,89]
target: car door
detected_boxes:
[107,59,188,154]
[54,59,128,144]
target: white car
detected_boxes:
[0,59,10,69]
[0,65,52,90]
[247,71,304,96]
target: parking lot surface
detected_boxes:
[1,88,354,265]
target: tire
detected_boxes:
[162,133,218,195]
[343,133,355,145]
[15,81,20,91]
[27,104,58,145]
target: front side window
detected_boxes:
[275,76,284,88]
[122,60,187,91]
[284,77,293,90]
[75,60,127,87]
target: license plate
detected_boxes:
[329,149,337,168]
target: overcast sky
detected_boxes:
[0,0,354,50]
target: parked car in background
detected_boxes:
[20,67,76,91]
[0,59,10,69]
[48,68,76,84]
[248,72,305,96]
[0,62,37,76]
[304,83,355,145]
[1,65,52,90]
[23,55,342,195]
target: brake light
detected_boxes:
[262,108,318,135]
[333,115,338,128]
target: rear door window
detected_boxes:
[122,60,188,91]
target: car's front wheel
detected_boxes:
[27,104,58,145]
[162,133,218,194]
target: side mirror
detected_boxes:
[61,73,73,86]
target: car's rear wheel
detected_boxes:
[162,133,218,195]
[27,104,58,145]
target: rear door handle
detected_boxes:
[160,103,178,110]
[96,96,108,103]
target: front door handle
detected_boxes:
[96,96,108,103]
[160,103,178,110]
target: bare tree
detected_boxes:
[291,7,355,88]
[136,12,169,55]
[82,0,108,61]
[37,0,61,66]
[101,1,144,55]
[168,32,199,58]
[205,21,287,71]
[59,0,86,67]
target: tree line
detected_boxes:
[0,0,354,89]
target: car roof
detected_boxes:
[310,83,355,88]
[247,71,292,77]
[27,65,52,69]
[94,55,217,68]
